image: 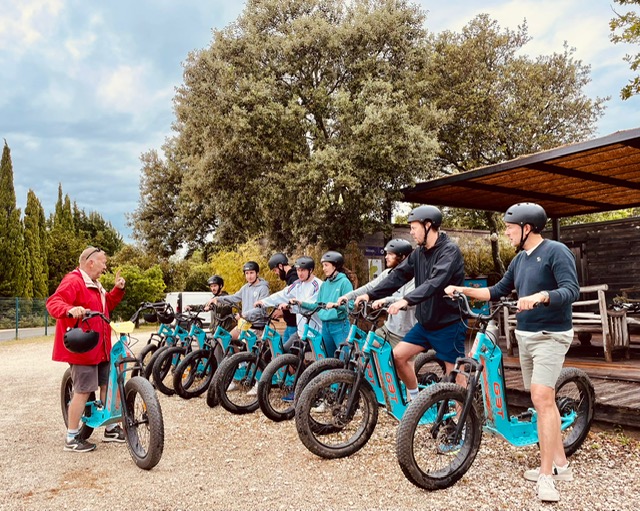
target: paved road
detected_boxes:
[0,327,52,341]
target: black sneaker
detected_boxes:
[103,425,126,443]
[64,436,97,453]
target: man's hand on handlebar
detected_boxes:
[67,306,87,319]
[444,285,464,297]
[517,293,545,311]
[354,294,369,306]
[371,299,386,310]
[388,299,409,315]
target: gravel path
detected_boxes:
[1,335,638,511]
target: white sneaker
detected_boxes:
[227,381,239,392]
[536,474,560,502]
[246,384,257,396]
[311,401,329,413]
[524,462,573,482]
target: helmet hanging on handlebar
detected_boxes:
[63,323,99,353]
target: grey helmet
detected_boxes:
[407,205,442,229]
[503,203,547,233]
[320,251,344,269]
[268,253,288,270]
[294,256,315,271]
[242,261,260,273]
[384,239,413,257]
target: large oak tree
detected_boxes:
[132,0,441,251]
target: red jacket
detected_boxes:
[47,268,125,365]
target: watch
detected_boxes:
[539,290,550,303]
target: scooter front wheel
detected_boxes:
[123,376,164,470]
[396,382,482,491]
[295,369,378,459]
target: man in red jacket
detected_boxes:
[47,246,126,453]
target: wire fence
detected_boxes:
[0,298,53,339]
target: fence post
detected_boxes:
[14,297,19,340]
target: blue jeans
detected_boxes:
[322,319,350,357]
[283,326,297,346]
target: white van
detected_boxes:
[165,291,213,327]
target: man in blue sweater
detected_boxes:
[445,203,580,503]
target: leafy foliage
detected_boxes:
[129,147,185,257]
[101,264,166,321]
[455,233,515,281]
[0,141,26,297]
[422,15,605,274]
[610,0,640,99]
[73,205,124,256]
[46,185,86,295]
[208,239,283,294]
[23,190,49,299]
[132,0,441,252]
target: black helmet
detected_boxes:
[64,326,99,353]
[268,253,288,270]
[294,256,315,271]
[157,304,175,324]
[407,205,442,229]
[207,275,224,287]
[503,203,547,233]
[242,261,260,272]
[320,251,344,268]
[384,239,413,257]
[143,310,158,323]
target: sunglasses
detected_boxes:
[86,247,103,261]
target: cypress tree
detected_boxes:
[0,140,26,297]
[47,184,85,294]
[24,190,49,298]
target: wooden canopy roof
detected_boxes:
[402,128,640,218]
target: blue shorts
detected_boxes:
[402,321,466,364]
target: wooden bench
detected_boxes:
[502,284,630,362]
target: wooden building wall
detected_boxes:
[555,217,640,299]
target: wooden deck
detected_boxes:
[500,333,640,429]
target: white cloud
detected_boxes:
[64,31,97,60]
[0,0,64,54]
[94,64,175,127]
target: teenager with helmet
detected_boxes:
[267,253,299,344]
[47,246,126,453]
[211,261,270,339]
[291,251,353,356]
[332,238,416,347]
[203,275,235,334]
[445,202,579,503]
[361,205,466,401]
[255,256,323,346]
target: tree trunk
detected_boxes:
[485,211,505,276]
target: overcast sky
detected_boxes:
[2,0,638,242]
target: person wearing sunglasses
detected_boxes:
[47,246,126,453]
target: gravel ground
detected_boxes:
[1,334,639,511]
